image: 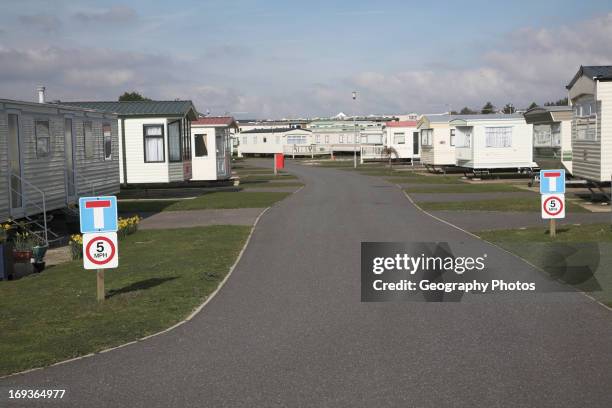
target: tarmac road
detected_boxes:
[2,160,611,407]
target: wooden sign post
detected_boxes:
[97,269,105,302]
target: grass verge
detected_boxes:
[418,196,588,213]
[404,183,524,193]
[477,224,612,307]
[0,226,251,376]
[119,191,290,213]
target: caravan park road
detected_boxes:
[2,160,612,407]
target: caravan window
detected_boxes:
[287,135,307,144]
[84,121,94,159]
[393,132,405,144]
[551,123,561,146]
[35,120,51,158]
[168,121,182,162]
[194,134,208,157]
[574,95,597,141]
[420,129,433,146]
[485,127,512,148]
[103,124,112,160]
[457,128,472,148]
[450,129,455,146]
[143,125,165,163]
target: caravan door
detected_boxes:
[64,118,77,202]
[7,113,24,217]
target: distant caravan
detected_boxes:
[417,114,456,173]
[566,66,612,191]
[450,114,537,177]
[523,106,573,174]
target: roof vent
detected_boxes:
[37,86,46,103]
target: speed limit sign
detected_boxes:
[82,232,119,270]
[541,194,565,219]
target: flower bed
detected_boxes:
[69,216,141,260]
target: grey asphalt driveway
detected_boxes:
[2,159,611,407]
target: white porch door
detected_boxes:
[216,132,228,176]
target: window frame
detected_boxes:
[393,132,406,145]
[35,119,51,159]
[194,133,208,157]
[102,123,112,160]
[420,129,433,146]
[485,126,513,148]
[450,129,456,146]
[143,124,166,163]
[167,120,182,163]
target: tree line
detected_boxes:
[450,97,568,115]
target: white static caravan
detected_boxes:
[417,115,455,171]
[64,101,198,185]
[523,106,573,173]
[384,121,420,160]
[191,117,237,181]
[566,66,612,184]
[450,114,536,171]
[237,128,313,156]
[1,97,119,225]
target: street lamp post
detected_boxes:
[353,91,357,168]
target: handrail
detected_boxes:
[9,172,48,245]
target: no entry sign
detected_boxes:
[541,194,565,219]
[82,232,119,270]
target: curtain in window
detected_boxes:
[534,124,552,147]
[394,133,405,144]
[145,136,164,162]
[144,125,164,162]
[485,127,512,147]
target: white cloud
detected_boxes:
[1,12,612,117]
[342,12,612,113]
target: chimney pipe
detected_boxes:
[37,86,46,103]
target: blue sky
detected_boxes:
[1,0,612,117]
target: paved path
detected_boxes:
[2,160,611,407]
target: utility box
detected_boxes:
[275,153,285,170]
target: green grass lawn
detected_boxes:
[239,174,297,181]
[477,224,612,307]
[0,226,250,376]
[387,174,465,184]
[417,196,588,213]
[119,191,291,213]
[240,182,304,189]
[404,183,524,193]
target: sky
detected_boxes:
[1,0,612,118]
